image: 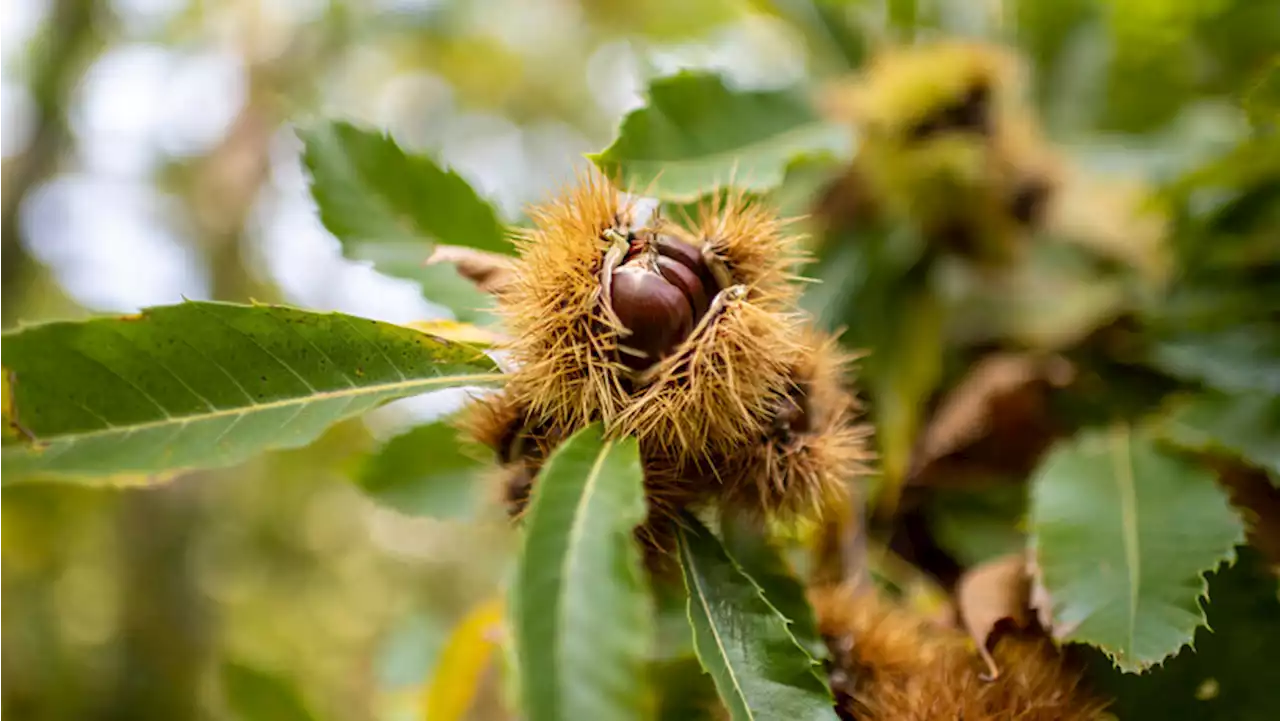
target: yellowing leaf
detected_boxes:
[403,320,509,349]
[421,597,506,721]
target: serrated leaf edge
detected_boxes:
[678,521,832,720]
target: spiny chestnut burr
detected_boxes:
[810,585,1111,721]
[607,234,717,372]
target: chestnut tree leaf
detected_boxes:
[1,302,500,483]
[1029,426,1245,672]
[720,515,827,662]
[1150,326,1280,396]
[590,72,852,201]
[421,596,506,721]
[514,424,653,721]
[299,121,507,323]
[1086,547,1280,721]
[353,420,483,519]
[299,120,507,254]
[678,515,837,721]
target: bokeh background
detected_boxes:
[2,1,1276,720]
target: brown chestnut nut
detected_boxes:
[655,234,720,297]
[607,232,722,372]
[610,261,695,370]
[656,255,710,317]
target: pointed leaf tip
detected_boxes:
[299,120,509,323]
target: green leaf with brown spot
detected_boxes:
[2,302,501,483]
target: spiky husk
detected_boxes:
[616,292,804,460]
[468,175,873,571]
[721,331,871,521]
[498,171,632,430]
[692,189,808,300]
[819,41,1060,266]
[810,584,1110,721]
[461,388,705,572]
[456,389,568,467]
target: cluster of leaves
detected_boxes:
[5,8,1280,721]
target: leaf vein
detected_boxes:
[189,304,320,394]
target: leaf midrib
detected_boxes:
[14,373,503,445]
[1111,425,1142,656]
[681,536,755,721]
[555,439,614,718]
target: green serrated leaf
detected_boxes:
[720,515,827,662]
[299,121,506,324]
[590,72,852,202]
[299,120,507,323]
[354,420,483,518]
[1086,546,1280,720]
[678,515,837,721]
[1,302,500,482]
[1158,391,1280,478]
[221,662,317,721]
[514,424,652,721]
[300,120,507,254]
[1029,426,1245,672]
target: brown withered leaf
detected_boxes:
[910,352,1074,488]
[427,245,516,295]
[956,552,1032,681]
